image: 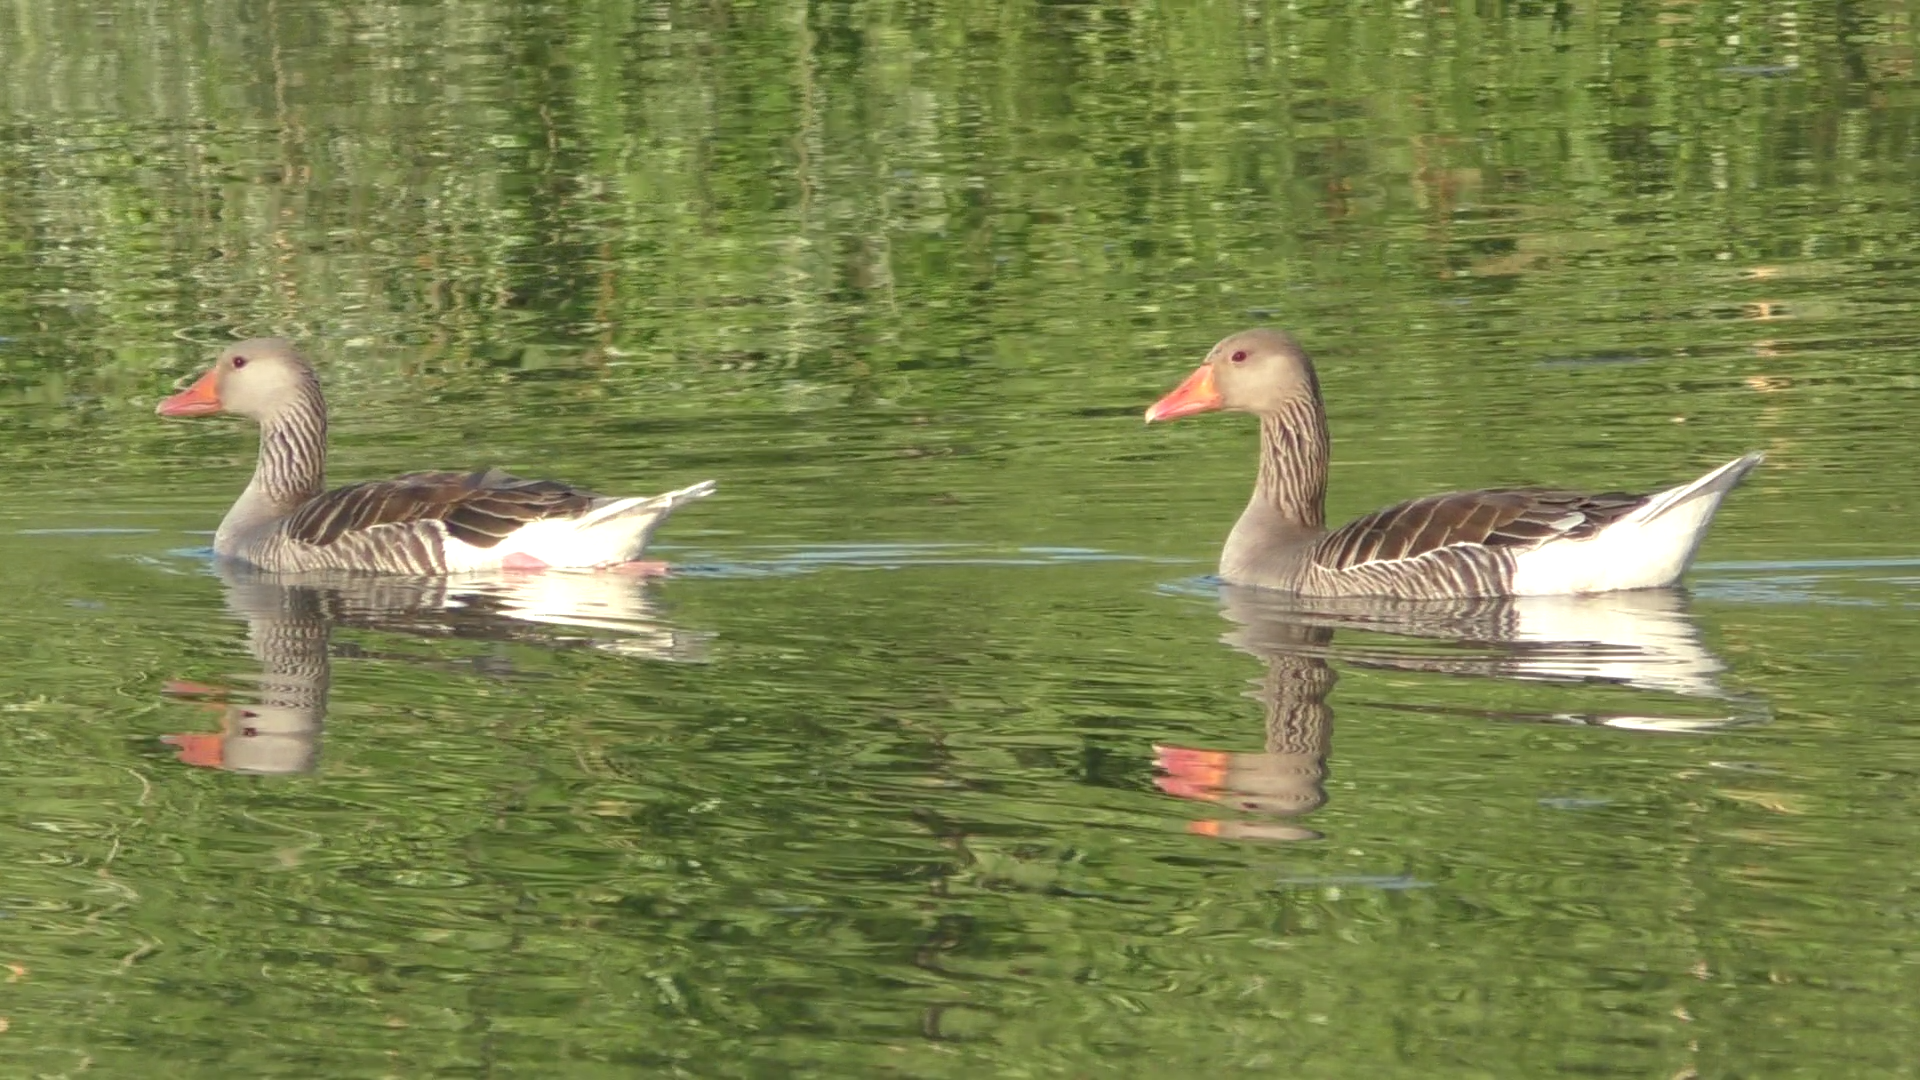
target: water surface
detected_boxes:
[3,2,1919,1076]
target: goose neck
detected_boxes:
[1255,399,1329,530]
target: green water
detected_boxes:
[3,1,1919,1075]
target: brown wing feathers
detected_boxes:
[1315,488,1649,571]
[287,468,600,549]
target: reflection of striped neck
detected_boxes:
[1256,397,1329,530]
[254,381,329,511]
[1259,649,1334,815]
[252,585,331,715]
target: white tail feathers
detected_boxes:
[1511,452,1762,595]
[453,479,718,571]
[1629,451,1764,525]
[579,479,719,529]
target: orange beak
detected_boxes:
[1144,364,1223,423]
[157,368,222,417]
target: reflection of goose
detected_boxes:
[162,578,331,775]
[1219,586,1732,700]
[1157,612,1335,843]
[1157,585,1762,841]
[160,562,708,774]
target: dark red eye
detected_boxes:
[231,356,248,368]
[1230,350,1248,363]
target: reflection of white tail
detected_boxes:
[215,560,711,661]
[1219,584,1758,712]
[1501,590,1726,699]
[163,560,714,774]
[1512,452,1763,595]
[478,572,713,660]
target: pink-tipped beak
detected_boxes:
[1144,364,1223,423]
[157,368,222,417]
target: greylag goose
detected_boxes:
[158,339,715,574]
[1145,329,1762,598]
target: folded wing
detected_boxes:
[286,468,601,549]
[1313,488,1650,571]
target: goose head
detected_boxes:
[157,338,319,422]
[1145,328,1321,422]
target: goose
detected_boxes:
[1144,328,1762,598]
[157,338,715,575]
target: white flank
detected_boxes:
[1509,452,1762,596]
[441,479,717,572]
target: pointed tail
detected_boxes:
[579,480,718,529]
[1634,452,1763,524]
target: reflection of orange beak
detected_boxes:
[160,732,226,768]
[1154,745,1229,801]
[1188,819,1322,842]
[157,368,222,417]
[1144,364,1223,423]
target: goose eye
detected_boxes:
[231,356,248,369]
[1230,350,1248,363]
